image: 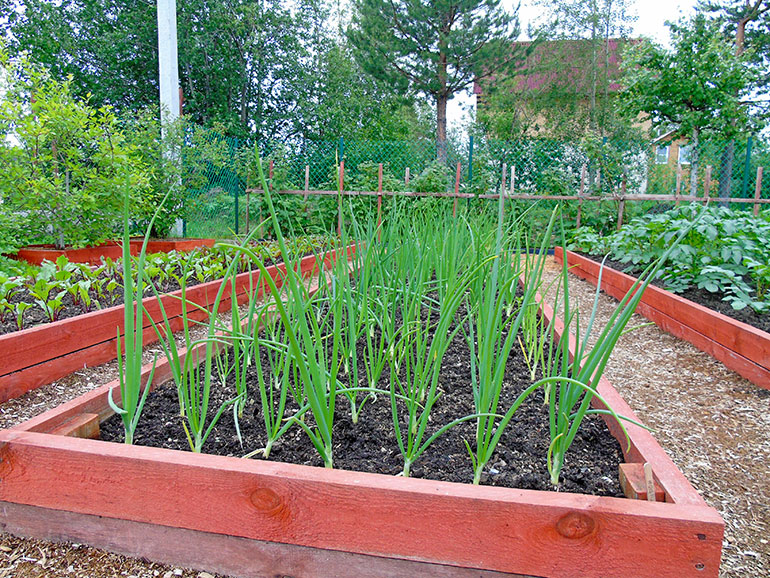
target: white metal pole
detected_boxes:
[157,0,182,235]
[157,0,180,130]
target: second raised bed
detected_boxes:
[555,247,770,389]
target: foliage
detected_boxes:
[570,205,770,313]
[697,0,770,125]
[348,0,524,157]
[121,108,185,238]
[107,180,164,445]
[1,0,426,143]
[412,161,451,193]
[0,49,149,250]
[619,14,757,140]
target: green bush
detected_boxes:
[0,49,150,250]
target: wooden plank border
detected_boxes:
[555,247,770,389]
[0,261,723,578]
[0,246,356,403]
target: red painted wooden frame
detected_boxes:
[0,269,723,578]
[13,239,216,266]
[0,247,355,403]
[555,247,770,389]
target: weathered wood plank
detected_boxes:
[0,431,723,578]
[619,463,665,502]
[0,501,533,578]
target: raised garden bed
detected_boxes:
[556,247,770,389]
[12,239,217,266]
[0,246,354,404]
[0,274,724,578]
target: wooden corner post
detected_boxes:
[453,162,461,218]
[754,167,764,216]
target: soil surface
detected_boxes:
[575,251,770,334]
[101,297,624,496]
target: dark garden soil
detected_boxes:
[575,252,770,334]
[101,296,624,496]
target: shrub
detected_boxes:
[0,49,150,249]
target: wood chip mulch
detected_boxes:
[0,260,767,577]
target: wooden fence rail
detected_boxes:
[245,163,767,230]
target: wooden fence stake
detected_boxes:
[643,463,656,503]
[754,167,764,216]
[675,164,682,207]
[377,163,383,240]
[337,160,345,237]
[577,164,586,229]
[500,163,507,221]
[304,165,310,200]
[405,167,410,187]
[453,162,461,218]
[616,177,627,231]
[510,165,515,195]
[704,166,712,202]
[245,190,250,235]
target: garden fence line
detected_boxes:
[180,127,769,238]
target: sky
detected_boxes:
[447,0,698,131]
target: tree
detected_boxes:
[347,0,523,159]
[299,40,426,141]
[530,0,636,136]
[619,14,756,194]
[2,0,317,139]
[3,0,160,111]
[698,0,770,197]
[699,0,770,76]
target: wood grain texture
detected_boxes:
[555,248,770,389]
[0,501,534,578]
[48,413,100,439]
[0,431,723,578]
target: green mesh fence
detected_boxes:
[180,127,770,239]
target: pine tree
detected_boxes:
[348,0,523,160]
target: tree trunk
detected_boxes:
[718,12,751,204]
[436,49,448,162]
[437,93,448,162]
[589,1,598,132]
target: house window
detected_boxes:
[678,145,692,165]
[655,145,669,164]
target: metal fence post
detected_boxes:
[234,184,240,235]
[742,136,753,199]
[339,136,345,161]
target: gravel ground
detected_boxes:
[0,259,767,577]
